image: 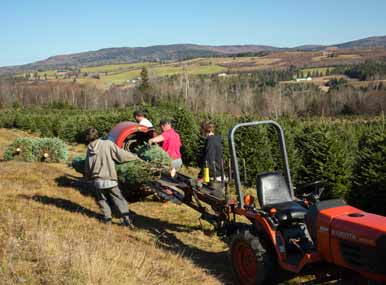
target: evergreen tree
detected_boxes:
[348,128,386,215]
[138,67,153,103]
[4,137,68,162]
[233,115,276,185]
[173,107,200,166]
[295,125,353,198]
[139,67,151,93]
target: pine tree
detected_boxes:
[233,115,276,185]
[139,67,150,90]
[173,107,200,166]
[136,67,155,104]
[347,128,386,215]
[295,125,353,198]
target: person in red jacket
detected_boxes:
[148,119,183,174]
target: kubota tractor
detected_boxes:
[105,120,386,284]
[226,121,386,284]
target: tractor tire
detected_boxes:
[229,228,275,285]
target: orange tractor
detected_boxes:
[226,121,386,284]
[107,120,386,284]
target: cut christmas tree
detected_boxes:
[3,138,37,162]
[71,144,171,194]
[4,137,68,162]
[35,138,69,162]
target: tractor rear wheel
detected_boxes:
[230,228,275,285]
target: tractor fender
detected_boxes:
[107,121,155,148]
[224,222,273,249]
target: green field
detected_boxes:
[16,60,227,85]
[100,63,225,84]
[80,62,156,73]
[16,55,283,84]
[16,55,334,85]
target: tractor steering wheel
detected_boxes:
[295,180,326,203]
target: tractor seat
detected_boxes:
[256,172,307,223]
[264,201,307,222]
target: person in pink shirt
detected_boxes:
[148,119,183,172]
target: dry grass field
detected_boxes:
[0,128,228,285]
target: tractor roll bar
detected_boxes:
[228,120,294,208]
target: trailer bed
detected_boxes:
[147,173,227,225]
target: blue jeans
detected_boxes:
[171,158,183,171]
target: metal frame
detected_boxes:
[228,120,293,208]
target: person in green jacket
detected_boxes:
[84,127,138,228]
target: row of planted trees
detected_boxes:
[1,106,386,215]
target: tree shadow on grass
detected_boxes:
[20,192,233,283]
[19,192,369,285]
[133,213,233,284]
[19,194,102,220]
[54,174,152,202]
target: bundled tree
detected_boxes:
[71,144,171,192]
[34,138,69,162]
[3,138,37,162]
[4,137,68,162]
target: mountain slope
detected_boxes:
[1,36,386,74]
[2,44,279,73]
[335,36,386,49]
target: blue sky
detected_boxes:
[1,0,386,66]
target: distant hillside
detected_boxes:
[0,44,280,75]
[334,36,386,49]
[292,45,326,51]
[1,36,386,75]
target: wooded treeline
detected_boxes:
[1,61,386,116]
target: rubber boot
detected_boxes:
[102,217,112,225]
[122,214,135,229]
